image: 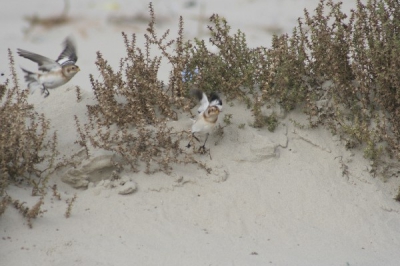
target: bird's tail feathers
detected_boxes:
[21,67,40,94]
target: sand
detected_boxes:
[1,0,400,265]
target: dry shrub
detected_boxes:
[78,3,203,174]
[54,0,400,220]
[268,0,400,173]
[291,0,400,168]
[65,193,77,218]
[0,50,58,220]
[23,0,71,32]
[185,14,262,102]
[196,0,400,172]
[1,0,397,224]
[0,195,10,216]
[185,0,400,175]
[0,50,58,195]
[11,196,45,228]
[77,0,400,178]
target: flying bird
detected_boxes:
[187,89,223,152]
[17,37,80,97]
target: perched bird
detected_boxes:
[17,37,80,97]
[187,89,223,151]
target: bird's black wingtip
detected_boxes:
[209,92,222,106]
[16,48,26,56]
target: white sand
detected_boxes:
[1,1,400,265]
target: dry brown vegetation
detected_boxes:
[1,0,400,225]
[0,50,58,194]
[23,0,72,34]
[77,0,400,194]
[278,0,400,175]
[75,4,208,174]
[0,50,57,226]
[184,0,400,173]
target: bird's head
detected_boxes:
[207,106,221,117]
[64,65,80,77]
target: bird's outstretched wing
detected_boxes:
[17,49,60,72]
[190,89,209,114]
[56,37,78,66]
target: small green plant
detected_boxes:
[363,140,383,161]
[223,114,233,125]
[265,113,278,132]
[289,118,306,130]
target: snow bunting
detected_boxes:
[17,37,80,97]
[187,89,223,151]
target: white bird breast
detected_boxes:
[39,72,68,89]
[191,113,215,134]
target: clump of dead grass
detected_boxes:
[3,0,400,227]
[285,0,400,174]
[76,3,206,174]
[186,0,400,186]
[23,0,72,34]
[0,50,58,224]
[76,0,400,182]
[0,50,58,195]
